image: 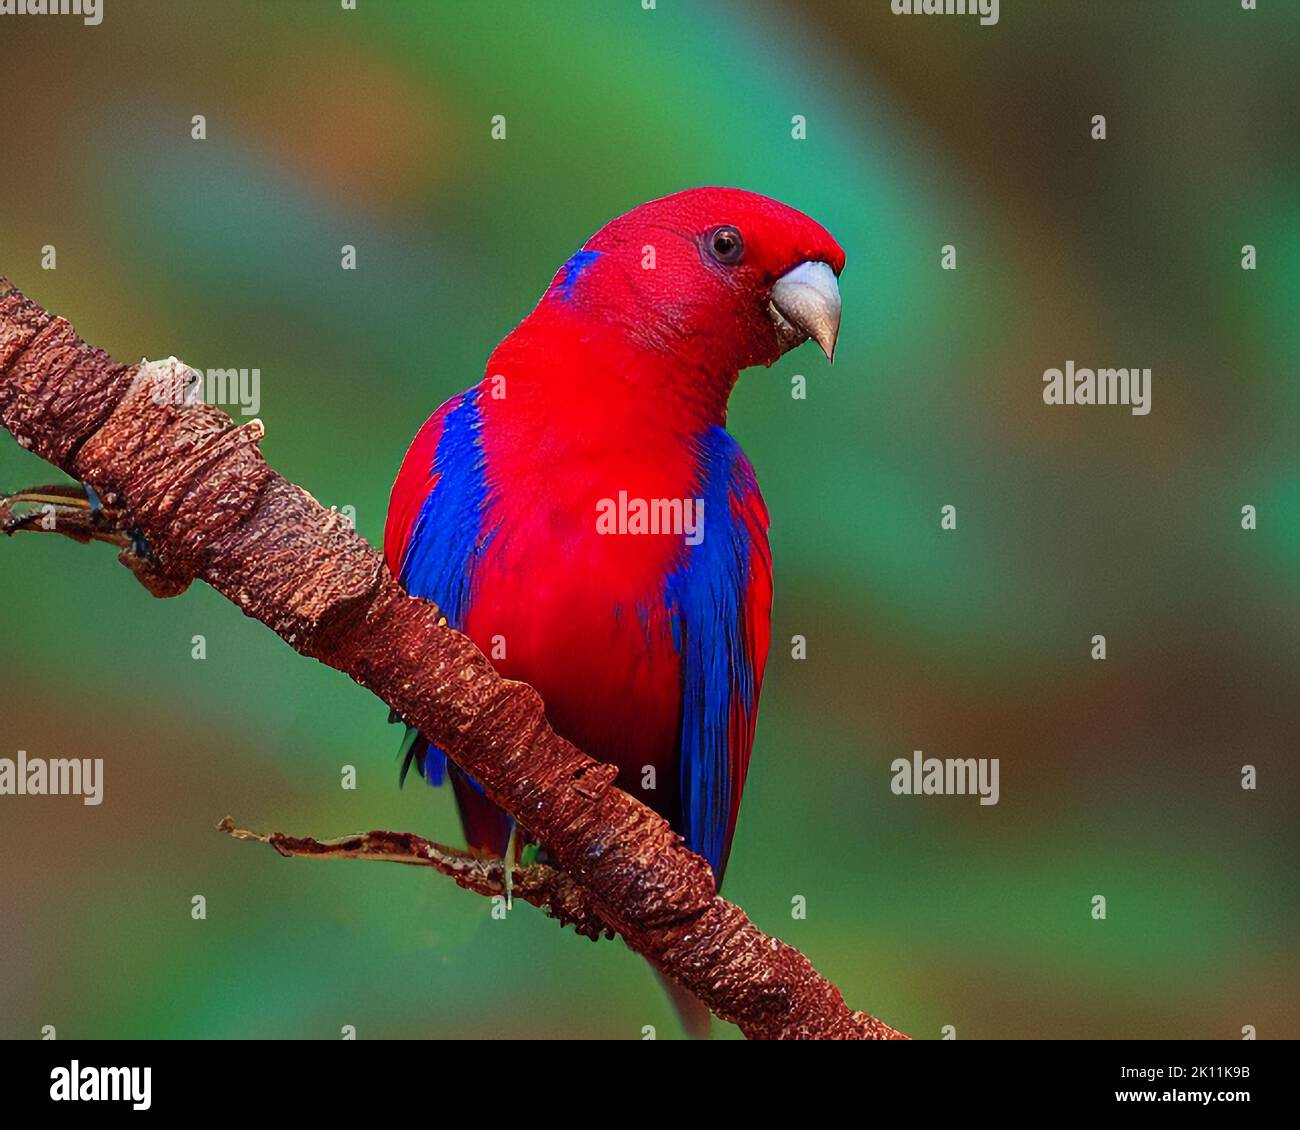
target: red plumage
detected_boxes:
[386,188,843,886]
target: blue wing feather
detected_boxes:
[395,388,492,791]
[664,426,769,882]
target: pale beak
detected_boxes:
[769,260,842,362]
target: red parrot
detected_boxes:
[384,187,843,1030]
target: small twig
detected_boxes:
[1,483,130,547]
[216,816,614,940]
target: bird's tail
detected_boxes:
[448,761,514,860]
[395,720,514,859]
[654,966,712,1039]
[397,721,705,1032]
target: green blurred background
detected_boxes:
[1,1,1296,1040]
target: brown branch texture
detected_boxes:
[0,276,904,1040]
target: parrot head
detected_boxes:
[545,187,845,376]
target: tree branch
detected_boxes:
[216,817,614,941]
[0,276,905,1040]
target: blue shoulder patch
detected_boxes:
[662,426,758,879]
[555,249,601,301]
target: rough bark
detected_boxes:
[0,276,905,1040]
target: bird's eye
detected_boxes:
[707,226,744,265]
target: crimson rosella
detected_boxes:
[384,187,843,1021]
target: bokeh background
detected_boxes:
[1,0,1296,1040]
